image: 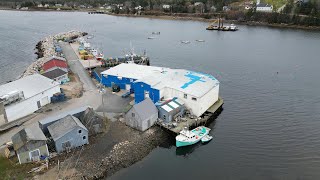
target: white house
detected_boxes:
[101,64,220,117]
[0,74,60,126]
[256,0,273,12]
[162,4,171,9]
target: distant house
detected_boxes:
[79,5,86,9]
[42,67,69,84]
[135,6,143,10]
[42,56,68,73]
[223,6,230,11]
[256,3,273,12]
[48,115,89,153]
[157,98,185,123]
[256,0,273,12]
[125,98,158,131]
[44,4,49,8]
[37,4,43,8]
[0,74,61,126]
[55,4,62,7]
[162,4,170,9]
[12,127,49,164]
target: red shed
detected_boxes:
[43,57,68,72]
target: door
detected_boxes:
[37,101,41,108]
[125,84,131,91]
[29,149,40,162]
[41,96,49,106]
[62,141,72,152]
[144,91,149,99]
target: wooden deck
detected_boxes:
[157,97,224,134]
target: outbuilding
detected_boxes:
[42,56,68,72]
[0,74,61,125]
[157,98,185,123]
[11,127,49,164]
[42,67,69,84]
[48,115,88,153]
[125,98,158,131]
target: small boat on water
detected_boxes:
[87,35,94,39]
[181,40,191,44]
[230,24,238,31]
[152,32,160,35]
[196,39,205,42]
[148,37,156,39]
[176,126,211,147]
[96,53,104,60]
[201,135,213,143]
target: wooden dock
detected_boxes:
[157,97,224,134]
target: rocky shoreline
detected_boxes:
[22,30,87,78]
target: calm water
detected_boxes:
[1,10,320,179]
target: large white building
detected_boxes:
[0,74,61,125]
[101,64,220,117]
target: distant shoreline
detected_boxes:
[1,8,319,31]
[106,13,320,31]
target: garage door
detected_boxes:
[125,84,131,91]
[41,96,49,106]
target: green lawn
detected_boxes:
[0,156,36,180]
[263,0,288,10]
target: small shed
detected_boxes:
[157,98,185,123]
[48,115,88,153]
[125,98,158,131]
[42,56,68,72]
[11,127,49,164]
[42,67,69,84]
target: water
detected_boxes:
[1,10,320,179]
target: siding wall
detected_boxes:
[133,82,160,104]
[125,107,158,131]
[101,74,135,90]
[54,127,89,153]
[17,144,49,164]
[5,86,61,122]
[162,85,219,117]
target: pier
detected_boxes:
[157,97,224,134]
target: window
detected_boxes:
[83,136,86,140]
[163,115,166,120]
[132,113,135,117]
[184,94,187,99]
[192,97,197,101]
[78,130,82,134]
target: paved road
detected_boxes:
[59,42,96,91]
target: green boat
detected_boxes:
[176,126,211,147]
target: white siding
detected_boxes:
[161,84,219,117]
[5,86,60,122]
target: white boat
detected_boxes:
[147,37,156,39]
[201,135,213,143]
[96,53,104,60]
[230,24,238,31]
[196,39,205,42]
[176,126,211,147]
[181,40,190,44]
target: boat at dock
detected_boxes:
[176,126,211,147]
[181,40,191,44]
[206,16,238,31]
[201,135,213,143]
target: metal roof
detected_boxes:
[132,98,158,121]
[42,68,68,80]
[48,115,88,141]
[101,63,168,80]
[0,74,60,99]
[11,127,47,151]
[101,64,219,98]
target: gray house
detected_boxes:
[48,115,88,153]
[125,98,158,131]
[157,98,185,123]
[11,127,49,164]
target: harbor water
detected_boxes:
[1,10,320,179]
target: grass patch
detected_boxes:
[264,0,287,10]
[0,156,38,180]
